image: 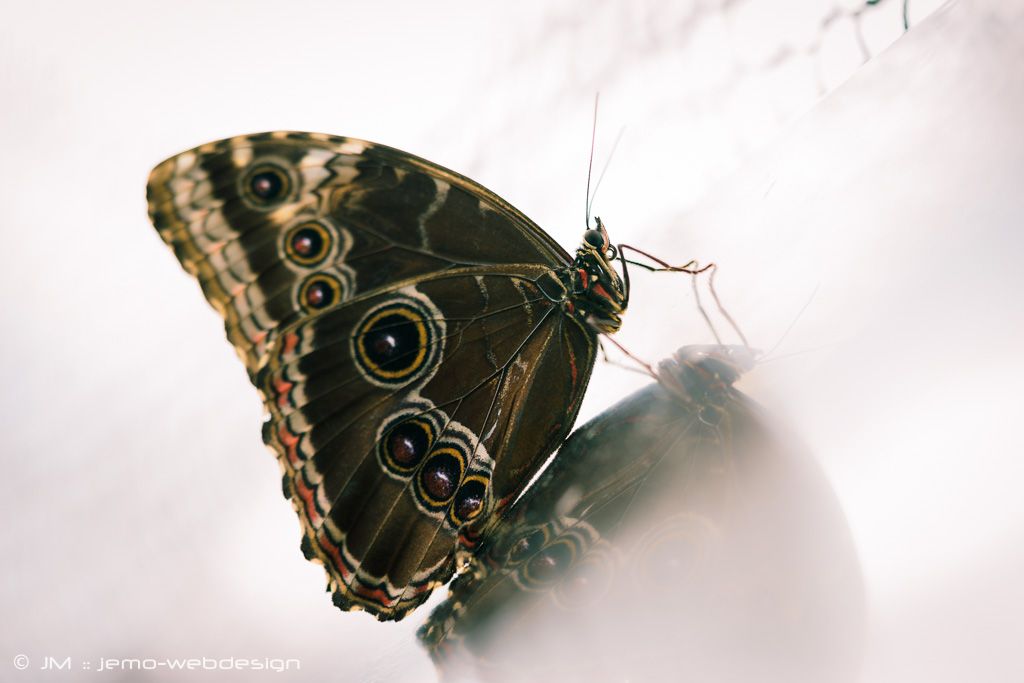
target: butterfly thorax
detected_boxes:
[565,224,627,334]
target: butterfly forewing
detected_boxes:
[147,132,599,620]
[147,132,571,377]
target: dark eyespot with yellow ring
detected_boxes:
[243,163,292,206]
[354,303,431,385]
[380,417,435,475]
[448,475,488,527]
[416,448,464,511]
[508,528,549,563]
[298,273,343,312]
[285,221,332,267]
[522,537,576,586]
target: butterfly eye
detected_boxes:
[417,448,465,508]
[285,222,332,266]
[299,274,343,311]
[243,163,292,206]
[450,477,488,526]
[583,228,608,252]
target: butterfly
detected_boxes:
[418,344,864,682]
[146,131,633,621]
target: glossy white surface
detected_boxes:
[6,0,1020,681]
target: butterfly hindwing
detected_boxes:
[260,268,596,616]
[419,346,864,683]
[418,345,755,660]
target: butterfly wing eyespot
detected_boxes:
[505,527,550,563]
[351,296,441,388]
[284,221,333,267]
[415,448,466,511]
[450,475,489,527]
[379,416,436,476]
[520,535,577,587]
[241,161,295,207]
[297,273,344,312]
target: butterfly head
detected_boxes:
[656,344,758,405]
[572,218,627,334]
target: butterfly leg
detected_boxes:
[619,245,749,350]
[596,337,656,378]
[598,335,659,380]
[705,265,750,348]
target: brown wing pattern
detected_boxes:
[419,347,863,683]
[418,346,753,660]
[259,268,595,619]
[147,131,570,378]
[147,131,601,621]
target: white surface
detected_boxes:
[631,2,1024,681]
[5,0,1018,681]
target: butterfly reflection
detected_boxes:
[419,345,865,683]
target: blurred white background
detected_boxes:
[4,0,1022,681]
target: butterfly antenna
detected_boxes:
[586,126,626,223]
[760,284,820,362]
[603,334,658,380]
[759,341,840,366]
[585,94,599,229]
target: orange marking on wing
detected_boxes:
[317,530,353,582]
[567,339,578,388]
[577,268,588,289]
[273,376,294,408]
[294,475,322,527]
[353,582,398,606]
[251,330,268,345]
[282,332,300,356]
[277,424,301,467]
[494,492,517,514]
[591,282,610,301]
